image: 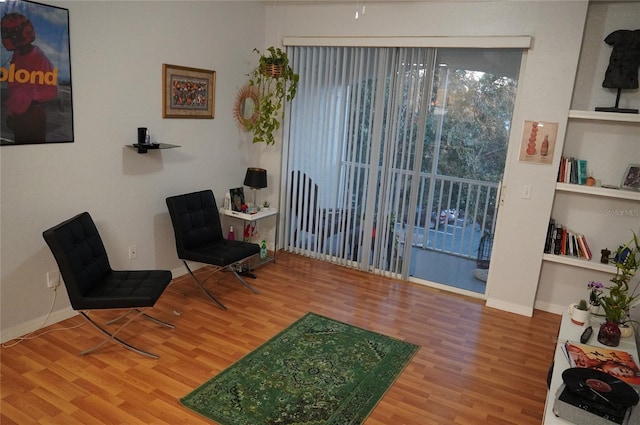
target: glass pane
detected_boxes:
[409,48,521,294]
[432,48,520,182]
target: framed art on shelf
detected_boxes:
[621,164,640,191]
[229,187,245,212]
[162,64,215,119]
[0,0,74,146]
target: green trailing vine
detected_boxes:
[247,47,299,145]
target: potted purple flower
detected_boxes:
[587,280,603,313]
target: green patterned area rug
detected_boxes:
[180,312,420,425]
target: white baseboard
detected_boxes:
[485,298,534,317]
[1,264,220,344]
[534,300,564,315]
[1,306,77,344]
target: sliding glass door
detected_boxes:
[283,45,520,294]
[405,49,520,294]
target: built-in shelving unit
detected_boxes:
[542,110,639,273]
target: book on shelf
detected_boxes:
[545,218,592,260]
[553,222,563,255]
[564,341,640,387]
[568,232,580,257]
[557,158,564,183]
[578,234,592,260]
[577,159,587,185]
[544,218,555,254]
[559,156,571,183]
[557,156,588,185]
[564,156,574,184]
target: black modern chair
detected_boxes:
[289,171,359,256]
[166,190,260,310]
[42,212,174,359]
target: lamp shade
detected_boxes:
[244,167,267,189]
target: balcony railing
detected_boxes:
[295,165,500,272]
[334,163,499,263]
[398,173,499,261]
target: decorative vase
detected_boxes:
[589,303,604,317]
[597,319,621,347]
[619,323,634,338]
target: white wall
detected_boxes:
[261,0,590,316]
[0,1,265,341]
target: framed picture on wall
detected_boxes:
[162,64,215,119]
[1,0,74,146]
[518,120,558,165]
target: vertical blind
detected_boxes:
[283,46,437,276]
[281,39,525,287]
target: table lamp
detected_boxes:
[244,167,267,208]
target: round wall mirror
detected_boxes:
[233,85,260,131]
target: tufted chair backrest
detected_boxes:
[165,190,224,256]
[42,212,112,309]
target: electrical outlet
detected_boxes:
[128,245,137,260]
[47,271,60,288]
[522,184,532,200]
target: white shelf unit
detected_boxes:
[543,110,639,274]
[542,253,616,274]
[555,182,640,201]
[220,208,279,267]
[568,110,640,123]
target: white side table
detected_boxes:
[220,208,278,267]
[543,311,639,424]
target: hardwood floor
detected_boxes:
[1,252,560,424]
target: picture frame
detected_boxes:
[229,187,245,212]
[1,0,74,146]
[518,120,558,165]
[621,164,640,191]
[162,64,215,119]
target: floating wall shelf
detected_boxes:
[127,143,180,154]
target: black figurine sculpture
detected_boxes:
[595,29,640,114]
[600,248,611,264]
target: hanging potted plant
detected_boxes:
[247,47,299,146]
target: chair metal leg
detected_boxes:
[79,310,165,359]
[105,310,131,325]
[232,269,260,294]
[106,309,175,329]
[139,310,175,329]
[183,261,228,310]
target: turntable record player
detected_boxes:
[553,368,640,425]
